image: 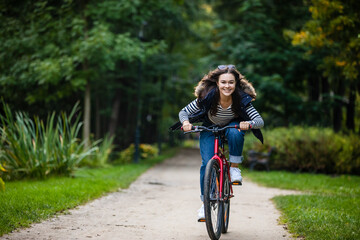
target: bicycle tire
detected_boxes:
[222,171,230,233]
[204,158,223,240]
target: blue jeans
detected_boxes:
[199,121,245,201]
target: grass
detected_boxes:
[0,148,178,236]
[244,170,360,240]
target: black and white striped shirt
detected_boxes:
[179,99,264,129]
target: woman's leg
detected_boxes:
[225,121,245,163]
[199,130,215,201]
[226,121,245,182]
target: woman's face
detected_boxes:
[217,73,236,98]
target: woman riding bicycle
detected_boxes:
[170,65,264,221]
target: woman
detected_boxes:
[170,65,264,221]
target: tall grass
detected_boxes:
[80,134,115,168]
[0,102,97,180]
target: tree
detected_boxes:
[0,0,212,150]
[207,0,312,127]
[292,0,360,132]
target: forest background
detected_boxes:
[1,0,359,170]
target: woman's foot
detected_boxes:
[230,167,242,183]
[197,204,205,222]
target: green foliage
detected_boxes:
[0,164,4,191]
[80,135,115,168]
[0,102,97,180]
[293,0,360,82]
[0,177,4,192]
[246,127,360,174]
[115,143,159,164]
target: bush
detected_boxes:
[0,163,5,191]
[245,127,360,174]
[0,102,97,180]
[80,135,115,168]
[0,177,4,191]
[115,143,159,164]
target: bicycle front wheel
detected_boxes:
[204,158,223,240]
[222,172,230,233]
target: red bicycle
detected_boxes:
[184,125,243,240]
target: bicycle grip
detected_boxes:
[181,126,196,131]
[235,124,253,130]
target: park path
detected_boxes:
[1,148,298,240]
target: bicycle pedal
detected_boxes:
[232,181,242,185]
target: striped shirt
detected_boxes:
[179,99,264,129]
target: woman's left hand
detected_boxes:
[238,121,251,131]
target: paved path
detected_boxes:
[1,148,297,240]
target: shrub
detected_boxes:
[0,163,5,191]
[0,102,97,180]
[80,135,115,168]
[115,143,158,164]
[245,126,360,174]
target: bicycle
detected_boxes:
[183,124,245,240]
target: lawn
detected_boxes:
[245,170,360,240]
[0,148,177,236]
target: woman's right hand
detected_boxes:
[182,121,193,132]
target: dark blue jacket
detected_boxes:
[170,88,264,143]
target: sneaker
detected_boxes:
[230,167,242,183]
[197,204,205,222]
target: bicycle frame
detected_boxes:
[211,132,233,201]
[183,124,246,201]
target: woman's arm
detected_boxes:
[179,99,200,132]
[244,103,264,129]
[178,99,200,123]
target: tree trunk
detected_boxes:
[321,76,330,95]
[95,96,100,139]
[83,81,91,148]
[109,90,121,137]
[308,75,320,101]
[157,76,166,154]
[81,0,90,147]
[346,86,355,131]
[320,76,331,126]
[332,79,345,132]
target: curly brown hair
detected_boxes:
[194,66,256,116]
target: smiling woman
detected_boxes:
[170,64,264,221]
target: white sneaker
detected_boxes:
[197,204,205,222]
[230,167,242,183]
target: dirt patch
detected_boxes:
[1,148,298,240]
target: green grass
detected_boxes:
[245,170,360,240]
[0,148,177,236]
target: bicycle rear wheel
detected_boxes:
[222,172,230,233]
[204,158,223,240]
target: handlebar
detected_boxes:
[181,124,252,134]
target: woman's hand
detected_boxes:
[182,121,193,132]
[238,121,251,131]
